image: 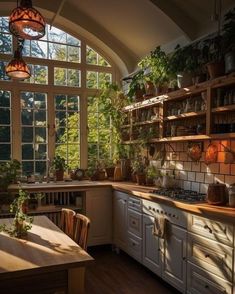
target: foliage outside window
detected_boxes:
[0,17,114,174]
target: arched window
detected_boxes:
[0,17,117,175]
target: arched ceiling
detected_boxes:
[0,0,234,76]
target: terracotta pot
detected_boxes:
[136,173,146,185]
[146,177,154,186]
[206,61,224,79]
[131,173,137,183]
[55,169,64,181]
[206,183,228,205]
[106,167,115,178]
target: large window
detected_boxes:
[0,17,116,175]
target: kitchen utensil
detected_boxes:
[205,143,218,165]
[206,183,228,205]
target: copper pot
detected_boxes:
[206,183,228,205]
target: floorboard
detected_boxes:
[85,246,180,294]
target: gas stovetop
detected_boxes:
[151,188,206,203]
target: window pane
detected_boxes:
[0,144,10,160]
[0,33,12,54]
[99,72,112,88]
[0,109,10,124]
[0,61,11,81]
[0,126,10,142]
[68,46,80,63]
[31,40,47,58]
[68,69,80,87]
[54,67,66,86]
[48,27,66,43]
[49,43,66,61]
[87,71,98,89]
[86,46,110,67]
[21,92,47,175]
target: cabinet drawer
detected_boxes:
[127,232,142,263]
[128,208,142,237]
[188,214,234,246]
[128,196,142,212]
[188,233,233,282]
[187,262,232,294]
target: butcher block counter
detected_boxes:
[7,180,235,223]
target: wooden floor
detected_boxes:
[85,246,180,294]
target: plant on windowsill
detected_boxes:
[0,186,42,238]
[52,155,67,181]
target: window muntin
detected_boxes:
[55,94,80,169]
[21,91,47,175]
[22,25,81,63]
[22,64,48,84]
[0,90,11,160]
[87,96,113,166]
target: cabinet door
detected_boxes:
[113,191,128,251]
[142,214,162,276]
[162,223,187,293]
[86,187,112,246]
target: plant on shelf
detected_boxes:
[145,164,158,186]
[138,46,170,95]
[222,7,235,74]
[202,34,224,79]
[131,156,147,185]
[0,186,42,238]
[127,70,145,102]
[52,155,67,181]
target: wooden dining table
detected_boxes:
[0,215,94,294]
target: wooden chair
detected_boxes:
[60,208,76,239]
[73,213,90,251]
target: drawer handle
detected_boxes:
[204,225,213,234]
[158,248,161,252]
[205,254,210,258]
[132,221,136,225]
[183,257,186,261]
[205,285,209,289]
[132,242,136,246]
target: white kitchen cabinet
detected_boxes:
[86,187,112,246]
[113,190,128,251]
[162,223,187,293]
[142,214,162,276]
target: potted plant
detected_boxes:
[0,186,42,238]
[131,156,146,185]
[0,159,21,191]
[145,165,158,186]
[222,7,235,74]
[202,34,224,79]
[127,70,145,102]
[52,155,66,181]
[138,46,170,95]
[104,159,115,179]
[169,44,196,88]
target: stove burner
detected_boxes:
[152,188,206,203]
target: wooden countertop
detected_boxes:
[0,216,93,278]
[8,181,235,222]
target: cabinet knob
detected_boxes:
[183,257,186,261]
[205,254,210,258]
[158,248,161,252]
[132,221,136,225]
[205,285,209,289]
[132,242,136,246]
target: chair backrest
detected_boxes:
[60,208,76,238]
[73,213,90,251]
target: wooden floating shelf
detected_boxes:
[123,96,165,112]
[210,133,235,139]
[164,111,206,121]
[151,135,209,142]
[211,104,235,113]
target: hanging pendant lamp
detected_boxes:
[5,39,31,80]
[9,0,45,40]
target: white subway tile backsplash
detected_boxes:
[230,164,235,175]
[196,173,205,183]
[184,162,192,171]
[191,182,200,192]
[205,173,214,184]
[200,183,208,194]
[183,181,191,190]
[179,152,188,161]
[208,163,220,174]
[224,175,235,186]
[192,162,201,172]
[179,170,187,181]
[188,172,196,182]
[219,163,230,175]
[214,174,225,184]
